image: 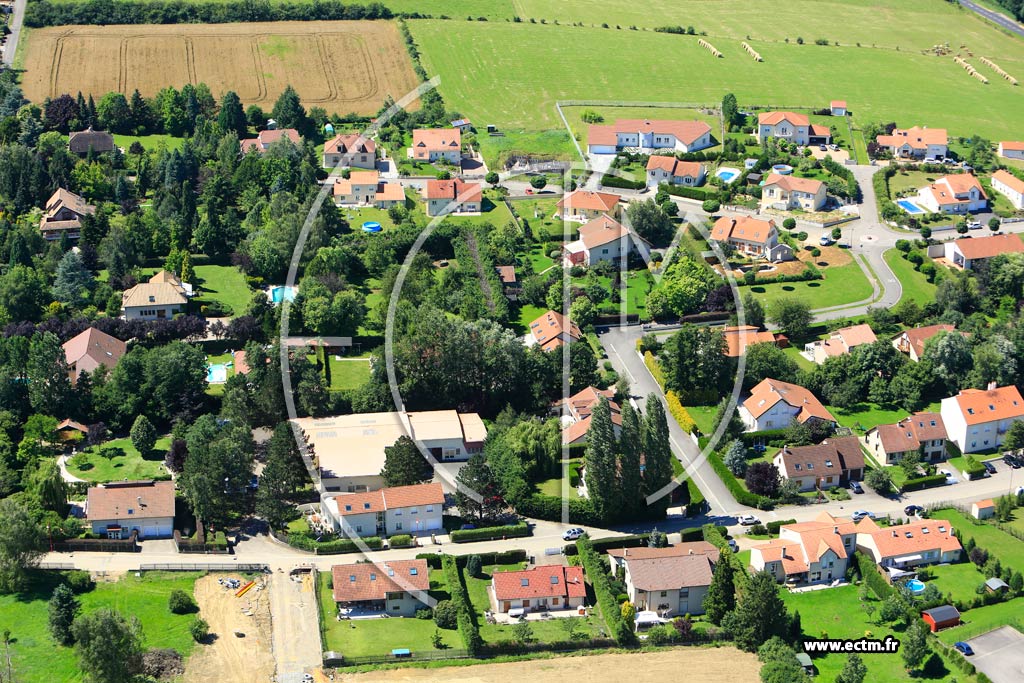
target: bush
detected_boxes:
[466,555,483,578]
[450,522,530,543]
[665,391,697,433]
[660,183,711,201]
[902,474,948,492]
[961,455,987,480]
[199,300,233,317]
[189,617,209,642]
[644,351,666,388]
[168,589,198,615]
[702,199,721,213]
[680,528,705,542]
[783,217,796,229]
[708,450,772,509]
[64,570,95,594]
[765,519,797,534]
[601,174,646,190]
[433,600,458,629]
[441,556,483,654]
[577,538,635,645]
[854,551,894,599]
[285,534,382,554]
[564,533,651,556]
[416,608,432,620]
[388,534,414,548]
[749,523,768,536]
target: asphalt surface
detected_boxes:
[2,0,26,68]
[959,0,1024,39]
[965,626,1024,683]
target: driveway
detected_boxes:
[2,0,26,67]
[965,626,1024,683]
[269,569,322,683]
[584,153,616,190]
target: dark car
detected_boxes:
[1005,454,1021,469]
[904,504,925,517]
[849,481,864,494]
[953,642,974,656]
[983,461,997,475]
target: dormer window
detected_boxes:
[550,576,559,585]
[806,463,814,470]
[825,460,834,468]
[794,463,801,471]
[967,408,975,415]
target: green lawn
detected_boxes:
[927,562,987,606]
[888,170,942,197]
[66,436,172,482]
[745,259,873,311]
[933,509,1024,571]
[0,571,200,683]
[936,597,1024,644]
[413,13,1024,140]
[338,206,401,232]
[687,405,716,436]
[782,583,963,682]
[782,345,815,372]
[476,129,576,168]
[828,401,941,433]
[112,134,185,152]
[884,249,938,307]
[316,572,461,657]
[535,460,582,498]
[512,303,549,335]
[327,358,372,392]
[511,197,564,241]
[193,264,252,318]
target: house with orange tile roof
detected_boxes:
[490,565,586,614]
[990,169,1024,210]
[410,128,462,163]
[998,141,1024,160]
[322,133,376,169]
[39,188,95,241]
[562,214,644,267]
[940,384,1024,453]
[608,543,717,616]
[865,412,948,465]
[526,310,582,352]
[750,512,863,585]
[804,323,877,365]
[331,559,430,616]
[320,482,444,537]
[971,499,995,520]
[773,437,866,492]
[556,190,620,222]
[739,378,836,432]
[830,100,847,117]
[943,233,1024,270]
[421,179,481,216]
[586,119,713,155]
[62,327,127,384]
[554,386,623,445]
[240,128,301,154]
[757,111,811,145]
[720,325,780,358]
[709,215,792,260]
[892,324,958,362]
[645,156,706,188]
[760,173,827,212]
[855,517,962,569]
[915,174,987,214]
[332,171,406,208]
[875,126,948,160]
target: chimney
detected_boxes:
[137,496,142,506]
[988,381,997,391]
[689,549,694,555]
[833,526,838,534]
[892,530,897,538]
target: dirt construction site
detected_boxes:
[184,573,276,683]
[336,648,761,682]
[20,21,420,112]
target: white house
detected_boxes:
[990,169,1024,210]
[411,129,462,163]
[562,214,643,267]
[333,171,406,208]
[526,310,582,352]
[892,324,958,362]
[750,512,859,585]
[943,234,1024,270]
[855,518,962,570]
[865,412,948,465]
[875,126,948,160]
[772,437,866,492]
[757,112,832,146]
[739,378,836,432]
[322,133,376,169]
[915,174,987,214]
[760,174,827,212]
[607,543,717,616]
[422,179,481,216]
[709,215,792,261]
[120,271,189,320]
[331,560,429,617]
[998,141,1024,160]
[830,100,847,117]
[587,119,713,155]
[555,386,623,445]
[490,565,586,614]
[940,384,1024,454]
[320,482,444,537]
[85,480,175,539]
[646,156,705,188]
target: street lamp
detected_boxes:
[46,524,53,552]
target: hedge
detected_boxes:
[739,429,788,446]
[644,351,665,389]
[441,555,483,655]
[450,522,530,543]
[515,494,602,527]
[576,538,635,645]
[765,519,798,535]
[563,533,650,556]
[961,455,987,480]
[707,450,773,509]
[388,534,414,548]
[601,174,646,190]
[702,524,728,551]
[853,551,895,599]
[665,391,697,434]
[661,183,714,201]
[901,474,948,492]
[285,534,382,554]
[416,549,527,570]
[680,527,705,542]
[737,263,823,287]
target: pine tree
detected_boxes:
[641,395,672,511]
[454,452,502,522]
[270,85,307,130]
[129,415,157,455]
[723,440,748,476]
[218,91,248,138]
[48,584,80,646]
[617,401,643,519]
[380,436,432,487]
[703,548,737,625]
[722,570,791,652]
[901,619,929,673]
[584,397,620,523]
[835,653,867,683]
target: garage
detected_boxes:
[587,144,617,155]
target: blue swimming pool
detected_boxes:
[270,286,297,304]
[897,199,926,214]
[906,579,926,594]
[362,221,382,233]
[716,167,740,183]
[207,363,228,384]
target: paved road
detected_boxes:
[959,0,1024,39]
[2,0,26,68]
[268,570,322,683]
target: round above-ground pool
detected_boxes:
[906,579,926,594]
[716,167,741,184]
[362,221,382,233]
[771,164,794,175]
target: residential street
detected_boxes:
[2,0,26,67]
[959,0,1024,39]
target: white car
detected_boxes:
[939,469,959,484]
[738,514,760,526]
[851,510,876,521]
[562,527,585,541]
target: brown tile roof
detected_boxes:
[951,385,1024,425]
[122,282,187,310]
[323,133,376,156]
[495,265,517,285]
[758,111,810,127]
[578,214,635,249]
[423,179,482,203]
[721,326,777,357]
[869,412,947,455]
[332,560,429,602]
[953,234,1024,261]
[556,190,619,213]
[492,565,586,601]
[68,127,115,154]
[876,126,947,150]
[992,169,1024,194]
[349,170,380,185]
[42,188,95,221]
[895,324,956,358]
[57,418,88,434]
[763,173,824,194]
[775,436,865,479]
[86,480,175,521]
[834,324,877,348]
[529,310,582,351]
[863,519,961,559]
[975,499,994,509]
[412,128,461,157]
[743,378,835,423]
[623,553,714,591]
[607,542,719,563]
[62,327,127,381]
[608,119,712,145]
[710,215,777,246]
[557,386,617,421]
[645,156,704,178]
[333,483,444,517]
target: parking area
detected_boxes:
[966,626,1024,683]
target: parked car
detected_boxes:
[983,461,997,475]
[819,144,828,151]
[904,504,925,517]
[851,510,875,521]
[968,220,982,230]
[819,235,833,246]
[849,481,864,494]
[562,527,585,541]
[738,514,760,526]
[728,539,739,552]
[1004,454,1021,469]
[953,642,974,656]
[459,524,476,531]
[939,468,959,484]
[830,144,840,151]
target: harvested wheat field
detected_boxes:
[21,21,420,113]
[336,648,760,682]
[184,574,275,683]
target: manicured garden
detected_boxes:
[926,562,988,606]
[884,248,938,307]
[0,571,200,683]
[326,358,372,392]
[827,401,942,434]
[66,436,172,482]
[193,264,252,318]
[745,258,874,310]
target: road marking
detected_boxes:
[606,341,637,383]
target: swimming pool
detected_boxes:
[207,363,228,384]
[897,199,926,214]
[362,221,382,233]
[716,167,741,183]
[771,164,794,175]
[906,579,927,594]
[270,286,297,304]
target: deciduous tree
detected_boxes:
[73,608,143,683]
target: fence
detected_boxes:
[138,563,270,572]
[53,531,139,553]
[38,562,76,570]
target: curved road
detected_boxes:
[959,0,1024,39]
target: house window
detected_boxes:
[394,510,402,516]
[355,525,363,533]
[426,505,434,512]
[395,522,402,531]
[680,589,689,598]
[660,591,668,597]
[410,508,418,514]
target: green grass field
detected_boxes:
[413,16,1024,141]
[934,509,1024,571]
[327,358,372,391]
[511,197,564,241]
[927,562,987,606]
[476,130,576,168]
[884,249,938,307]
[513,303,549,335]
[936,597,1024,644]
[827,401,941,433]
[0,571,200,683]
[42,0,517,18]
[745,259,873,310]
[67,436,172,482]
[113,134,185,152]
[193,264,252,318]
[888,170,943,197]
